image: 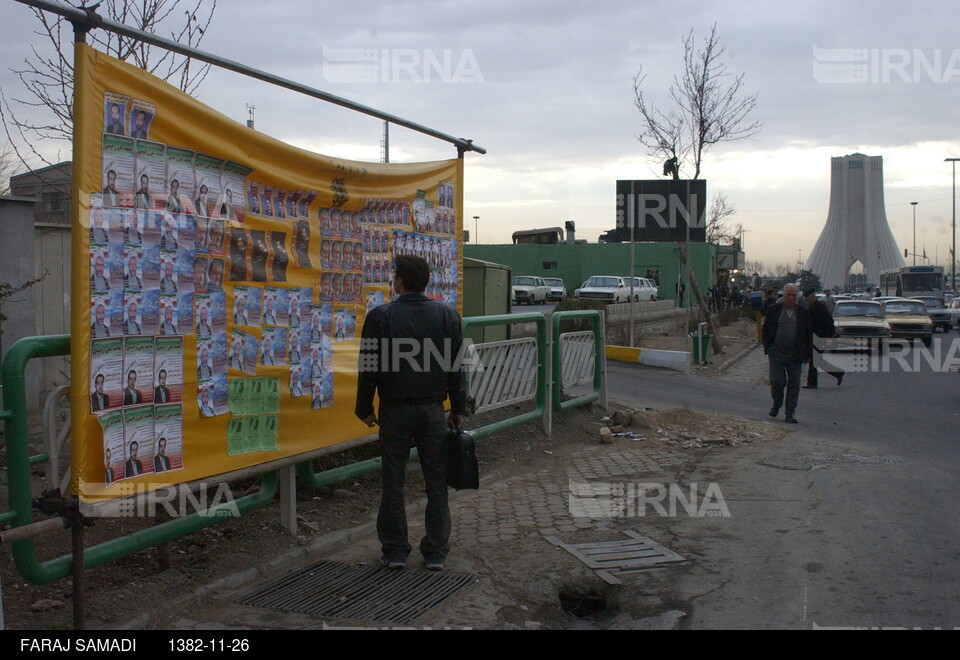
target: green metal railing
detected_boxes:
[462,313,549,439]
[1,335,278,585]
[551,310,605,411]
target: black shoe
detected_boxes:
[836,373,844,386]
[785,415,798,424]
[802,384,817,389]
[769,407,780,417]
[424,559,445,572]
[380,557,406,570]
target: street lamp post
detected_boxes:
[946,158,959,292]
[473,215,479,244]
[911,201,918,266]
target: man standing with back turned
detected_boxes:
[356,254,466,571]
[762,283,813,423]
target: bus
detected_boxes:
[879,265,945,301]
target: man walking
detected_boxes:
[802,289,844,388]
[356,255,466,571]
[762,284,813,423]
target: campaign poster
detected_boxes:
[227,416,252,456]
[103,91,129,137]
[133,140,165,211]
[198,382,217,418]
[273,189,287,220]
[237,285,262,328]
[194,154,223,219]
[101,134,135,207]
[128,98,156,141]
[228,226,249,282]
[262,414,279,452]
[90,337,123,412]
[159,253,179,296]
[261,327,286,367]
[98,409,125,486]
[176,247,196,293]
[176,291,195,335]
[249,230,269,283]
[259,185,274,220]
[211,373,230,416]
[139,289,160,336]
[122,405,155,479]
[89,206,110,245]
[90,294,113,339]
[220,161,251,224]
[176,213,197,254]
[154,336,183,404]
[122,291,143,336]
[242,330,259,375]
[293,220,311,268]
[246,181,261,217]
[122,336,154,406]
[286,190,302,218]
[333,306,356,341]
[229,329,248,372]
[299,190,317,219]
[197,338,215,383]
[158,294,178,336]
[228,377,250,416]
[262,287,281,327]
[107,290,125,337]
[166,147,196,215]
[289,364,305,396]
[141,242,161,292]
[194,293,214,338]
[153,404,183,473]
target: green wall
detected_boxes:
[463,242,717,306]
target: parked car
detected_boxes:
[574,276,630,303]
[542,277,567,302]
[882,298,933,347]
[624,277,659,301]
[909,296,952,332]
[830,300,890,354]
[946,297,960,329]
[512,276,550,305]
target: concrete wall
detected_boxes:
[0,196,41,411]
[464,241,718,307]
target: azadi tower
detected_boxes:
[805,153,904,289]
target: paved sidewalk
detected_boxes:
[150,441,695,630]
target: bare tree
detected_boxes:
[705,192,742,245]
[1,0,217,173]
[633,23,763,180]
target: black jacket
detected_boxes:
[762,302,813,361]
[355,292,466,418]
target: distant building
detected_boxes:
[805,154,904,290]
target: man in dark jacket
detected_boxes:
[762,284,813,423]
[356,254,466,571]
[802,289,844,388]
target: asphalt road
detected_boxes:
[602,335,960,629]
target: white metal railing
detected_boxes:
[465,338,538,415]
[42,385,72,494]
[559,331,595,390]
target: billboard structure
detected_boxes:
[73,44,463,503]
[613,179,707,243]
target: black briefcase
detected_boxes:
[446,426,479,490]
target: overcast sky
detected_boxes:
[3,0,960,271]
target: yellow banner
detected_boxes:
[72,43,463,502]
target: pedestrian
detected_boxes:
[676,280,686,306]
[801,289,844,388]
[762,284,813,423]
[356,254,466,572]
[822,289,836,314]
[749,288,765,342]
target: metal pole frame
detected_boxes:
[461,313,550,439]
[13,0,486,157]
[551,310,606,412]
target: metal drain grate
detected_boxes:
[237,560,477,626]
[545,530,686,584]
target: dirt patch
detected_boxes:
[1,398,783,630]
[636,318,760,377]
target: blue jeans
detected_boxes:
[377,401,450,563]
